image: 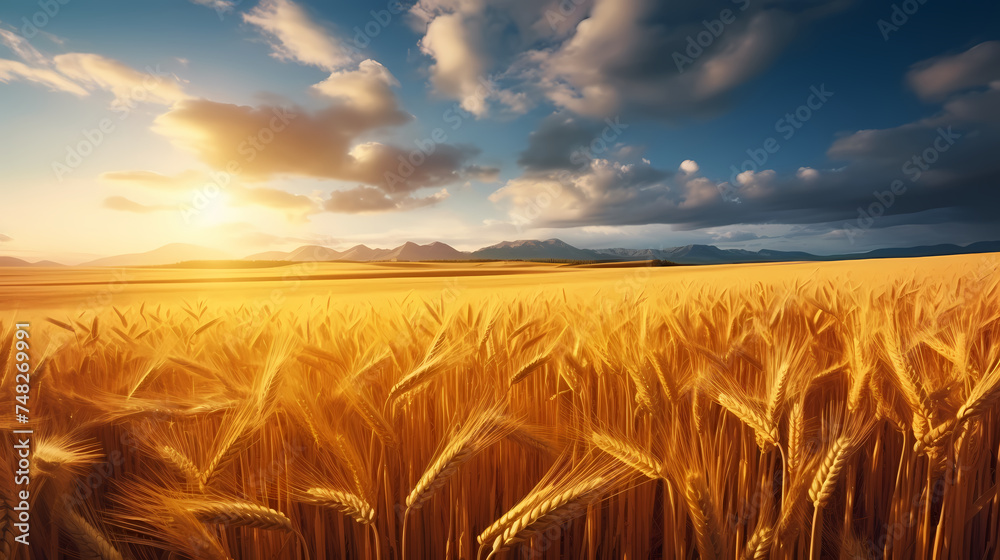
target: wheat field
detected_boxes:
[2,255,1000,559]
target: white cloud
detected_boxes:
[312,59,401,113]
[0,28,48,66]
[907,41,1000,102]
[53,53,187,107]
[243,0,354,71]
[796,167,819,180]
[418,11,490,116]
[0,58,88,95]
[679,159,700,174]
[410,0,843,120]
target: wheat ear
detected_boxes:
[477,484,555,547]
[742,524,774,560]
[490,477,606,554]
[388,358,443,404]
[717,393,779,448]
[406,434,478,510]
[809,436,852,508]
[684,471,722,560]
[300,487,376,525]
[187,501,293,532]
[159,446,204,490]
[62,509,127,560]
[508,353,551,387]
[591,432,663,480]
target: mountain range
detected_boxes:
[0,256,64,267]
[80,243,232,267]
[3,239,999,267]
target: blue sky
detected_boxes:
[1,0,998,263]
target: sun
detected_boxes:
[186,191,240,229]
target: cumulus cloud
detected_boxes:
[103,196,176,213]
[417,10,491,116]
[907,41,1000,102]
[490,158,682,227]
[517,113,605,172]
[409,0,591,117]
[679,160,700,174]
[796,167,819,181]
[312,59,401,113]
[147,56,489,215]
[154,99,397,181]
[243,0,354,71]
[491,42,1000,237]
[410,0,846,119]
[152,93,479,198]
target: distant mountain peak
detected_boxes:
[79,238,1000,267]
[82,244,230,267]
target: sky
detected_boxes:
[1,0,999,264]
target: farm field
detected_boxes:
[1,252,999,559]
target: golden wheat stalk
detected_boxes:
[809,436,851,508]
[684,471,722,560]
[347,389,397,447]
[388,357,444,404]
[406,433,479,510]
[766,360,791,423]
[300,487,376,525]
[590,432,663,480]
[508,353,551,387]
[742,524,774,560]
[200,432,254,488]
[159,445,204,490]
[846,330,872,411]
[62,509,127,560]
[956,362,1000,422]
[186,500,293,532]
[476,484,555,547]
[717,393,779,449]
[627,365,663,415]
[489,476,606,555]
[788,401,804,472]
